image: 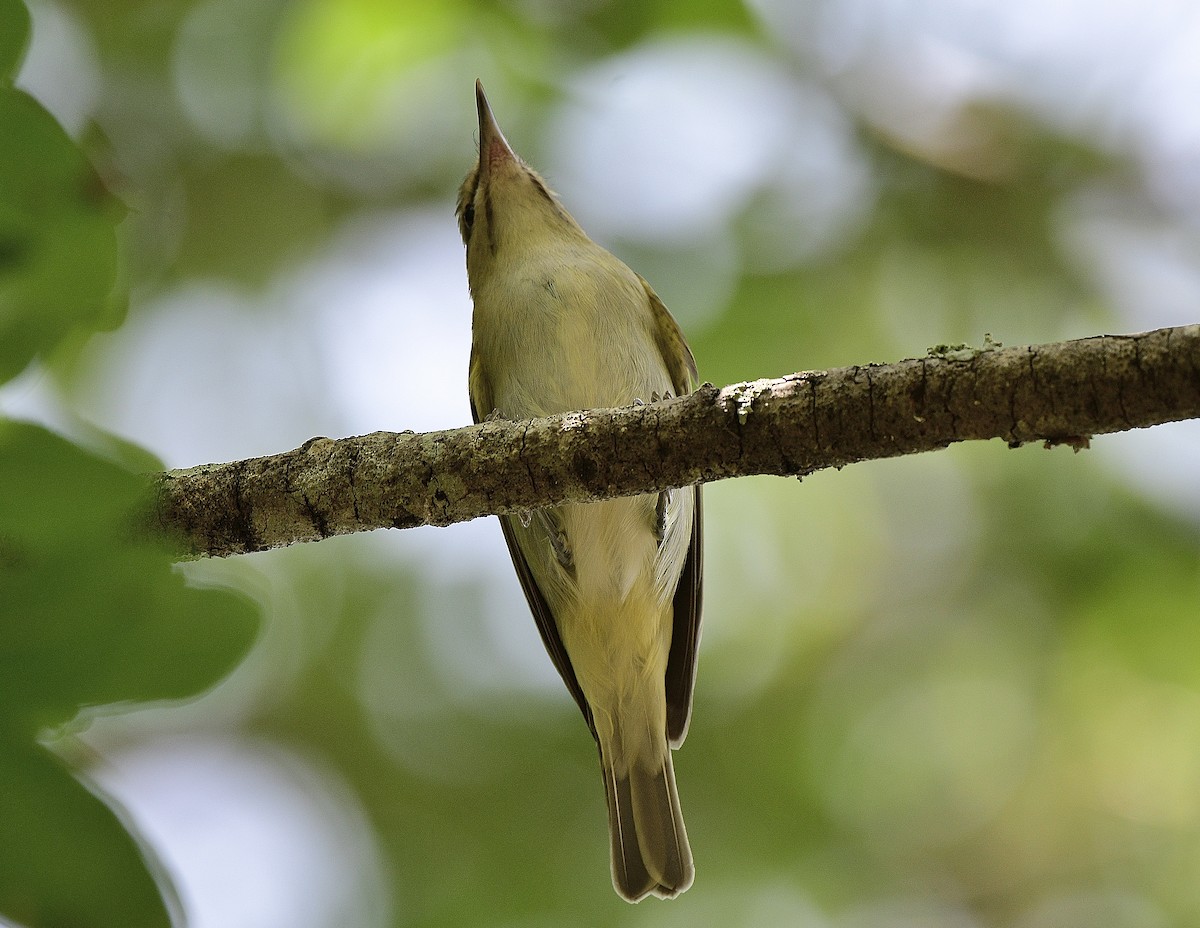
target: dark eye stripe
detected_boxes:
[457,167,481,243]
[484,187,497,255]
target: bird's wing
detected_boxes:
[469,350,595,736]
[495,516,595,734]
[639,277,704,747]
[665,486,702,747]
[640,275,698,397]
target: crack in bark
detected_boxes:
[301,491,329,539]
[865,367,878,442]
[942,367,959,439]
[519,421,537,494]
[229,460,257,553]
[347,444,362,526]
[808,377,820,453]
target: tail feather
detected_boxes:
[602,741,693,902]
[605,766,656,901]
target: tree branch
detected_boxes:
[150,324,1200,558]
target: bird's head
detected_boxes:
[456,81,586,279]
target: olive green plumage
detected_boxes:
[457,81,703,902]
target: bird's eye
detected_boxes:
[462,202,476,232]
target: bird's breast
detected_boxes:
[473,253,672,418]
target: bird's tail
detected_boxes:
[600,712,693,902]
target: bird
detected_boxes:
[456,80,703,902]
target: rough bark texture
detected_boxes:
[149,324,1200,558]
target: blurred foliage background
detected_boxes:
[2,0,1200,925]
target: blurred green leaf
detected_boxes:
[584,0,754,45]
[273,0,465,148]
[0,420,260,926]
[175,155,331,285]
[0,0,30,84]
[0,88,126,385]
[0,743,175,928]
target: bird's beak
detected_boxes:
[476,79,517,178]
